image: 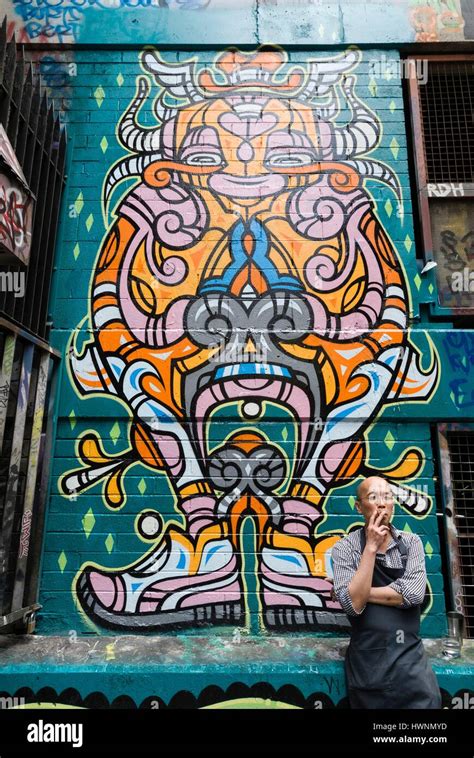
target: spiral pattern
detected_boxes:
[184,291,313,349]
[288,185,347,240]
[184,295,236,348]
[208,445,287,496]
[153,182,208,250]
[152,255,188,286]
[262,293,313,342]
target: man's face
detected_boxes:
[355,477,395,527]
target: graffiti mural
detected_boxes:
[409,0,465,41]
[10,0,213,43]
[430,200,474,310]
[442,333,474,410]
[7,0,472,44]
[59,47,439,632]
[0,125,34,266]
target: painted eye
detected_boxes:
[266,152,314,168]
[184,152,223,166]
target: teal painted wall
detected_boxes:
[6,0,472,44]
[29,45,474,641]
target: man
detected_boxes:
[331,476,441,709]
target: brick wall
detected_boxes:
[39,47,449,637]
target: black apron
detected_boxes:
[345,527,441,709]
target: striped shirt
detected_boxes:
[331,524,427,617]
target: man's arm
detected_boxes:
[347,511,396,612]
[331,537,366,617]
[386,534,427,608]
[332,512,392,615]
[346,541,378,613]
[367,586,404,606]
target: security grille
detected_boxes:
[0,18,64,633]
[419,62,474,184]
[409,56,474,312]
[446,431,474,638]
[0,16,66,339]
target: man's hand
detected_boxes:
[366,510,389,552]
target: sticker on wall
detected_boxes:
[60,46,439,632]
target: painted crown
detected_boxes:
[198,48,304,93]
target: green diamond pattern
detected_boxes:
[110,421,120,444]
[100,136,108,154]
[384,199,393,217]
[389,100,396,113]
[74,192,84,216]
[450,391,456,404]
[428,283,434,295]
[390,137,400,159]
[404,234,413,252]
[105,534,114,554]
[403,522,413,533]
[82,508,96,538]
[384,430,395,450]
[85,213,94,232]
[69,409,77,430]
[73,243,80,261]
[368,79,377,97]
[425,541,433,558]
[414,274,421,290]
[58,551,68,572]
[348,495,356,510]
[94,86,105,108]
[282,427,288,442]
[138,478,147,495]
[116,72,124,87]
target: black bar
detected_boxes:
[37,119,65,338]
[18,103,54,332]
[0,38,16,128]
[29,110,57,336]
[0,708,472,757]
[21,76,40,186]
[15,66,33,169]
[0,17,8,83]
[7,46,24,151]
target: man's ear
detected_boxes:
[354,499,362,514]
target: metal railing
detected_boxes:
[0,319,60,631]
[0,16,66,339]
[0,17,66,632]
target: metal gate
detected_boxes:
[0,16,66,632]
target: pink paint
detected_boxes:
[208,172,286,199]
[87,571,125,612]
